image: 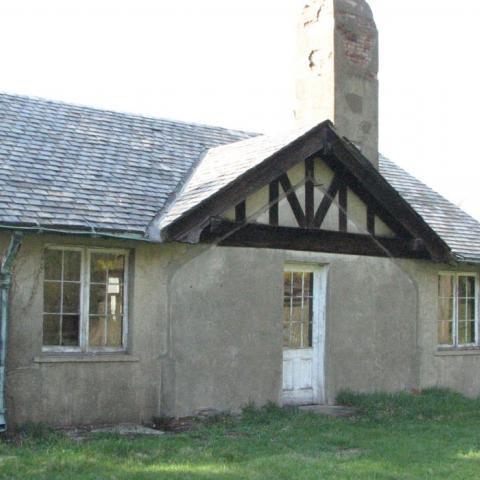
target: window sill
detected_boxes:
[34,354,140,364]
[435,348,480,357]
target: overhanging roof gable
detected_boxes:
[156,122,454,263]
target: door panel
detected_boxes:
[282,266,326,405]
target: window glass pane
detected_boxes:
[467,299,476,321]
[438,275,454,298]
[290,322,302,349]
[291,298,302,323]
[458,299,467,321]
[44,282,61,313]
[106,315,123,347]
[89,316,105,347]
[466,276,476,298]
[467,321,476,344]
[108,255,125,283]
[62,315,80,346]
[44,249,62,281]
[91,253,125,284]
[302,319,310,348]
[90,285,106,315]
[458,321,467,345]
[90,254,109,283]
[438,298,453,321]
[43,314,61,345]
[438,321,453,345]
[63,251,81,281]
[458,276,467,298]
[63,283,80,314]
[292,273,303,297]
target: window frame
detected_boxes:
[42,245,129,354]
[438,271,479,348]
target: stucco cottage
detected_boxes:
[0,0,480,430]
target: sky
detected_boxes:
[1,0,479,221]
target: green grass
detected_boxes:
[1,390,480,479]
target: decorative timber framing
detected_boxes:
[323,127,453,261]
[235,202,246,223]
[279,174,306,228]
[161,122,454,263]
[313,175,343,228]
[305,157,315,228]
[367,206,375,235]
[269,181,279,227]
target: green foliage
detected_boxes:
[1,391,480,479]
[337,388,480,422]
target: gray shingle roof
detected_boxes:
[157,122,318,230]
[0,93,254,233]
[0,93,479,263]
[380,156,480,264]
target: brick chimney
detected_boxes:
[295,0,379,167]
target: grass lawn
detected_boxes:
[1,389,480,479]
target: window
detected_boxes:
[43,247,129,352]
[438,273,478,347]
[283,270,314,349]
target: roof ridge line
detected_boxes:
[0,91,260,137]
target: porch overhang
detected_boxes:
[201,220,431,260]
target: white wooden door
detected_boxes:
[282,265,326,405]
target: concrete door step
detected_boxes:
[298,405,358,417]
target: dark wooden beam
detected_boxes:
[367,206,375,235]
[339,184,348,232]
[201,220,431,260]
[269,181,279,226]
[313,175,342,228]
[163,121,330,241]
[305,158,315,228]
[279,174,306,228]
[325,129,453,262]
[235,201,246,223]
